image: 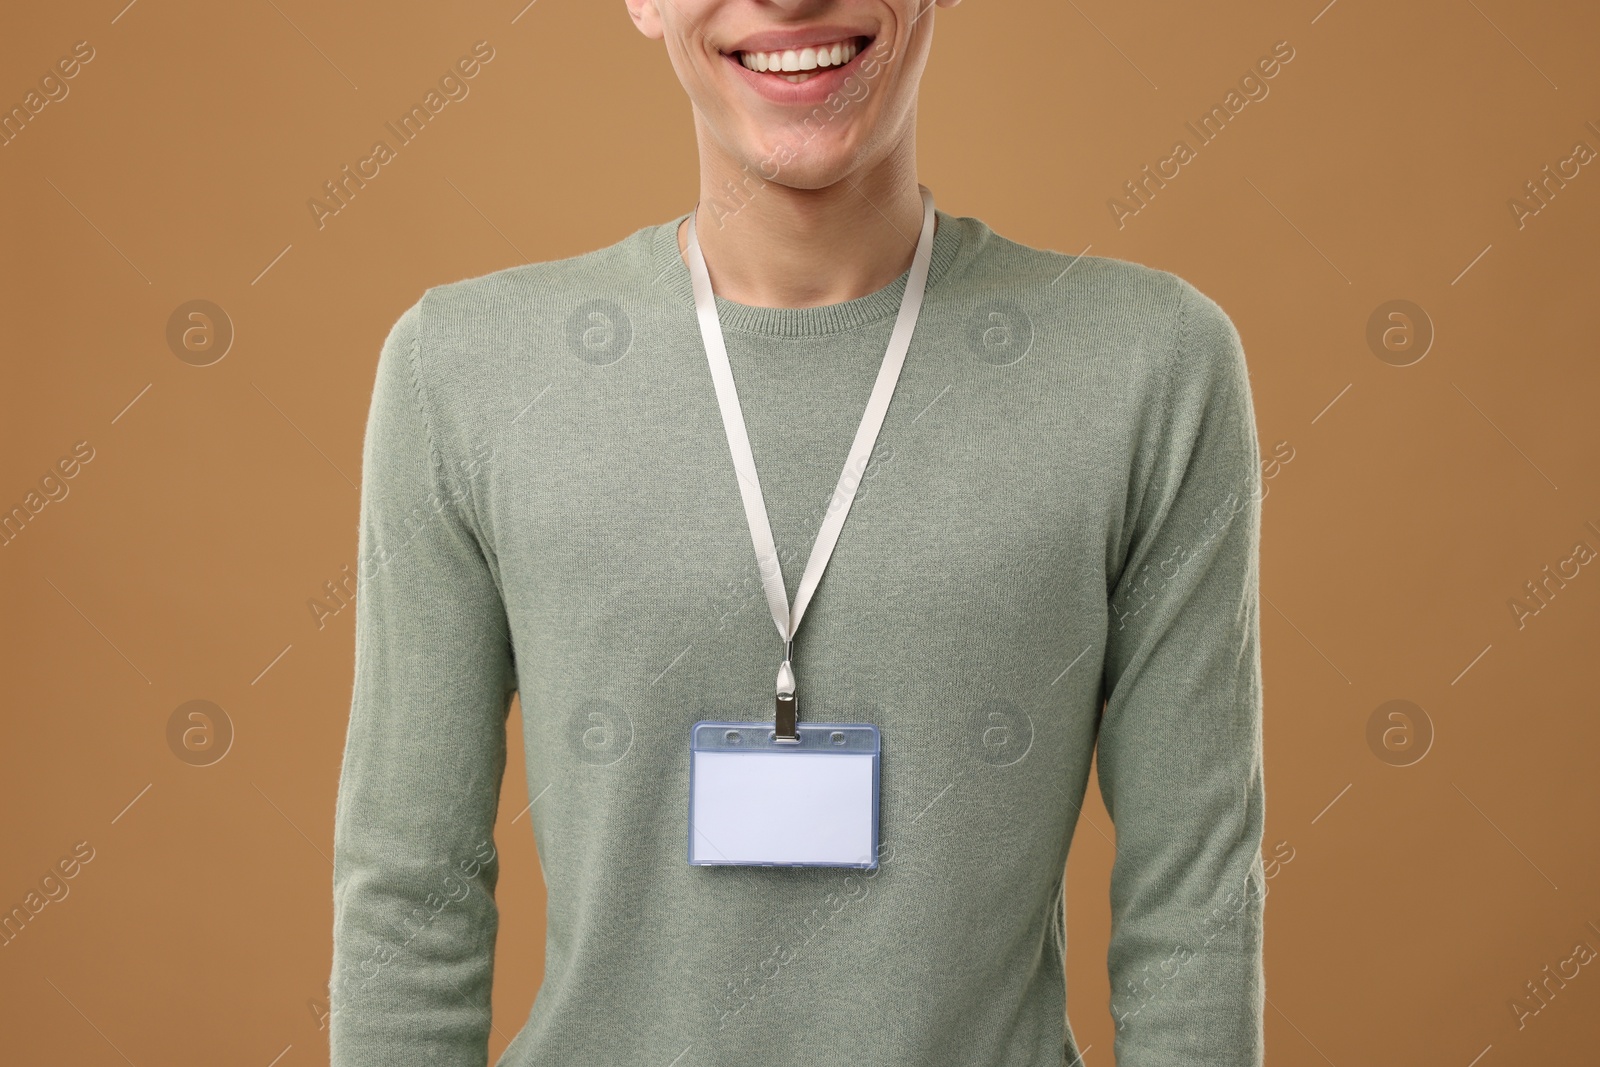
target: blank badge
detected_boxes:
[688,721,880,868]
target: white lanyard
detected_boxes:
[685,184,938,738]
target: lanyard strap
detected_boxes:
[685,184,938,735]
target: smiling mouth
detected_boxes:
[730,36,871,83]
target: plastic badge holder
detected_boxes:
[688,721,880,868]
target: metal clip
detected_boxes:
[775,656,798,743]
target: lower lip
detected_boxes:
[723,40,873,105]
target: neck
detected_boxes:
[676,139,928,309]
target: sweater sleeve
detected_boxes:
[1095,279,1267,1065]
[329,298,517,1065]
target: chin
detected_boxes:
[727,118,878,189]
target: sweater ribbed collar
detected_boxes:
[651,207,965,338]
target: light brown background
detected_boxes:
[3,1,1598,1064]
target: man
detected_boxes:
[330,1,1267,1064]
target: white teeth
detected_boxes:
[737,39,859,77]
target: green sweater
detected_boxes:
[329,207,1267,1066]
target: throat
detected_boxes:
[680,212,935,311]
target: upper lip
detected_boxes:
[722,26,874,55]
